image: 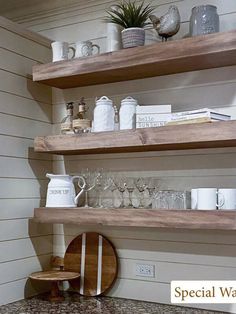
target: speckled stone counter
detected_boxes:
[0,293,227,314]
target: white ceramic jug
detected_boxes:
[46,174,86,207]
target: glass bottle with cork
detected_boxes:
[60,102,74,135]
[73,97,91,133]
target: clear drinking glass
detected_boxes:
[152,190,190,210]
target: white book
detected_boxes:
[171,111,231,121]
[136,113,171,123]
[136,114,171,129]
[172,108,231,120]
[136,121,168,128]
[136,104,171,114]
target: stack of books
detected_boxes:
[167,108,231,126]
[136,105,172,129]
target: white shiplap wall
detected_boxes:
[0,17,53,305]
[10,0,236,312]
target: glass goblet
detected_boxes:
[145,177,160,208]
[79,168,97,208]
[114,176,127,208]
[135,178,147,208]
[95,171,108,208]
[126,178,135,208]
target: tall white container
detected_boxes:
[119,96,137,130]
[106,6,122,52]
[107,23,122,52]
[93,96,115,132]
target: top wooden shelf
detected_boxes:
[32,30,236,89]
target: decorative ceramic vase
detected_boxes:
[190,5,219,37]
[121,27,145,48]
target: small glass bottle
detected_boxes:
[114,105,119,131]
[73,98,91,134]
[61,102,74,135]
[77,97,87,120]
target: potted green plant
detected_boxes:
[105,1,155,49]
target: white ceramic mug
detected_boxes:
[51,41,75,62]
[197,188,218,210]
[218,189,236,210]
[191,189,198,209]
[75,41,100,58]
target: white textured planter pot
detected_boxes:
[121,27,145,48]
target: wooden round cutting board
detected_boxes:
[64,232,118,296]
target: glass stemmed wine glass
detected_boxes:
[145,177,160,208]
[95,169,111,208]
[135,177,147,208]
[114,176,127,208]
[78,168,97,208]
[125,177,135,208]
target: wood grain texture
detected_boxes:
[29,270,79,302]
[29,270,80,281]
[32,30,236,88]
[64,232,118,296]
[34,208,236,230]
[34,121,236,155]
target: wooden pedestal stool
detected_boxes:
[29,256,80,302]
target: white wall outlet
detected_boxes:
[135,263,155,278]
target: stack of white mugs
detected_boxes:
[191,188,236,210]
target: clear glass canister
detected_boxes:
[119,96,137,130]
[93,96,115,132]
[189,5,219,37]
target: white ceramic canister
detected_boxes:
[93,96,115,132]
[119,96,137,130]
[106,6,122,52]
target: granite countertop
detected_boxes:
[0,293,227,314]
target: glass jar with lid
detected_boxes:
[190,5,219,37]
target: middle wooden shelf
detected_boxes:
[34,120,236,155]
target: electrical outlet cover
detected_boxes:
[135,263,155,278]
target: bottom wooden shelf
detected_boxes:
[33,207,236,230]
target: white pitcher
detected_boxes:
[46,174,86,207]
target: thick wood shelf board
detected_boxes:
[34,207,236,230]
[34,121,236,155]
[33,30,236,89]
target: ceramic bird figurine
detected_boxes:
[149,5,181,41]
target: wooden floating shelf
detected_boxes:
[32,30,236,89]
[33,207,236,230]
[34,121,236,155]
